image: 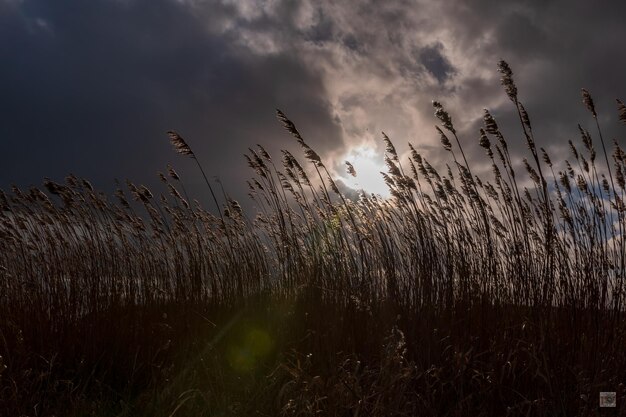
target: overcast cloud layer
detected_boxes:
[2,0,626,203]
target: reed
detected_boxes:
[1,61,626,416]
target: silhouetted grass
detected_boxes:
[2,61,626,416]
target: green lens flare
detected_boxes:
[227,328,273,372]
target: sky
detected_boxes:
[2,0,626,206]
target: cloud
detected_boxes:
[2,0,626,206]
[0,0,342,208]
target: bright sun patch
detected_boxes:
[341,145,389,196]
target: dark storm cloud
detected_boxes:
[417,43,455,84]
[453,0,626,174]
[2,0,626,203]
[0,0,342,206]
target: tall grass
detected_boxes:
[1,61,626,415]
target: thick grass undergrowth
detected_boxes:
[2,62,626,416]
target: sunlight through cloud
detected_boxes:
[341,144,389,197]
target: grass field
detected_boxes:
[2,61,626,416]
